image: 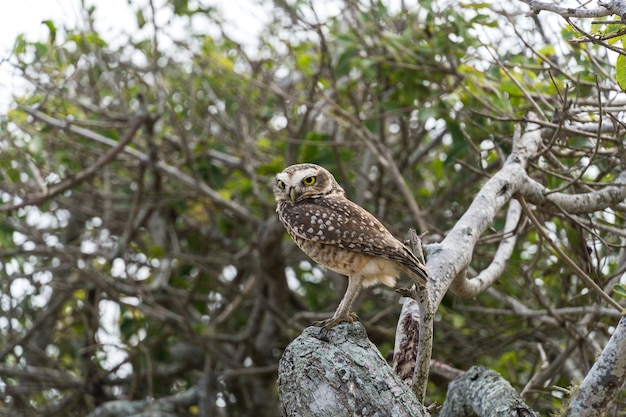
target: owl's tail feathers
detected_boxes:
[400,247,429,288]
[400,228,430,288]
[405,260,429,288]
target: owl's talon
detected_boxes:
[312,313,360,330]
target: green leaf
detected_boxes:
[136,10,146,28]
[33,42,49,58]
[172,0,188,15]
[616,53,626,91]
[12,33,26,55]
[613,283,626,299]
[607,33,626,46]
[41,20,56,44]
[335,46,358,78]
[538,44,555,57]
[460,2,491,9]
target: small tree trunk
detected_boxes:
[278,323,428,417]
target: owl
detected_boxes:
[274,163,428,329]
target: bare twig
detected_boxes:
[1,109,147,211]
[518,196,624,313]
[9,107,258,226]
[520,344,550,398]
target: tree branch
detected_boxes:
[0,363,83,390]
[85,386,198,417]
[393,297,421,386]
[518,196,624,313]
[425,120,543,304]
[517,0,616,19]
[566,316,626,417]
[439,366,538,417]
[450,199,522,298]
[520,171,626,214]
[398,119,544,399]
[12,107,258,226]
[1,109,147,212]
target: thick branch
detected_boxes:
[428,123,542,304]
[600,0,626,20]
[520,171,626,214]
[518,0,615,19]
[450,199,522,298]
[393,299,421,386]
[566,316,626,417]
[397,120,543,399]
[86,387,198,417]
[278,323,428,417]
[439,366,538,417]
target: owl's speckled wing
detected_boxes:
[277,196,428,284]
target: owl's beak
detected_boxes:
[289,187,297,202]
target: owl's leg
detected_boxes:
[313,274,363,330]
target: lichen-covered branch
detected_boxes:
[395,111,626,406]
[521,171,626,214]
[278,323,428,417]
[85,387,198,417]
[427,121,543,307]
[565,316,626,417]
[517,0,617,19]
[439,366,538,417]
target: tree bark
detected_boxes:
[439,366,538,417]
[85,387,197,417]
[278,323,428,417]
[566,316,626,417]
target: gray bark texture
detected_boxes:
[85,387,197,417]
[439,366,537,417]
[566,315,626,417]
[278,322,428,417]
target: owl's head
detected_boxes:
[274,163,345,203]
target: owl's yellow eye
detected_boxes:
[277,180,286,190]
[302,176,316,186]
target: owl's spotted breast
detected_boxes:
[277,196,391,249]
[277,196,428,284]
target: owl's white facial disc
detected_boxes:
[274,163,340,203]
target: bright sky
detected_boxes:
[0,0,137,111]
[0,0,275,112]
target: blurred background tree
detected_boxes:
[0,0,625,416]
